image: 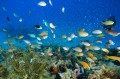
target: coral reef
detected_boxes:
[0,44,120,79]
[0,45,55,79]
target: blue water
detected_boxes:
[0,0,120,49]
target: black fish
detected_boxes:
[112,60,120,66]
[34,25,40,29]
[6,17,10,21]
[102,16,116,30]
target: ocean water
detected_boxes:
[0,0,120,49]
[0,0,120,79]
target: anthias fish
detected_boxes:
[106,30,120,37]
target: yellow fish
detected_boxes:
[39,31,48,37]
[96,33,105,37]
[107,56,120,62]
[86,46,93,50]
[87,52,97,60]
[78,31,88,37]
[102,20,114,26]
[75,52,84,56]
[87,52,94,57]
[102,48,109,53]
[79,60,90,70]
[61,35,67,38]
[91,56,97,61]
[18,35,24,40]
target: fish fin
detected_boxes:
[107,28,112,30]
[108,16,115,21]
[118,33,120,35]
[102,25,112,30]
[108,16,116,26]
[101,21,104,24]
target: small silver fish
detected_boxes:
[62,7,65,13]
[38,1,47,6]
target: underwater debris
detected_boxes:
[75,52,84,57]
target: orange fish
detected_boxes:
[53,67,59,73]
[39,31,48,37]
[106,30,120,37]
[78,60,90,70]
